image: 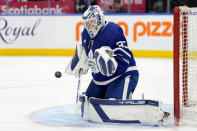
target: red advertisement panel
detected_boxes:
[97,0,146,13]
[0,2,6,14]
[97,0,113,13]
[0,1,74,14]
[122,0,146,13]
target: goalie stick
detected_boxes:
[74,69,82,114]
[76,69,82,103]
[64,64,82,103]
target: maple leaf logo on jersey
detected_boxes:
[88,50,99,74]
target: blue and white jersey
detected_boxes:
[82,22,138,85]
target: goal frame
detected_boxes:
[174,6,181,124]
[174,6,195,125]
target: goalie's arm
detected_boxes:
[111,26,132,72]
[113,46,131,67]
[65,43,89,76]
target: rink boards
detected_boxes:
[0,14,173,58]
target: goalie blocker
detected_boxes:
[79,94,170,125]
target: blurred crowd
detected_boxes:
[1,0,197,13]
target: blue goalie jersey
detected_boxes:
[82,22,138,85]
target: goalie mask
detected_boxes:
[82,5,106,39]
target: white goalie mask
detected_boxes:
[82,5,106,39]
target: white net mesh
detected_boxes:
[179,7,197,125]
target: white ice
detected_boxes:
[0,56,196,131]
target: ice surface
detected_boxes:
[32,104,174,127]
[0,56,196,131]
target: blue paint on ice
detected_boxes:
[32,104,173,127]
[32,105,95,127]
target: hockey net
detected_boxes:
[174,6,197,126]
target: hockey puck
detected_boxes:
[55,71,62,78]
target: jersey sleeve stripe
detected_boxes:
[113,48,131,64]
[113,48,131,59]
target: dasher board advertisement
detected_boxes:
[0,14,173,57]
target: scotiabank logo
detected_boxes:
[76,21,173,42]
[0,18,41,44]
[1,5,63,14]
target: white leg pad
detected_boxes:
[79,95,166,125]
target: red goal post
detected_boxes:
[174,6,197,125]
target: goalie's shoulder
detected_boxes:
[82,28,90,39]
[82,29,91,48]
[104,22,123,36]
[96,22,124,44]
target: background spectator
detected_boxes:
[108,0,127,13]
[90,0,96,5]
[75,0,88,13]
[146,0,166,13]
